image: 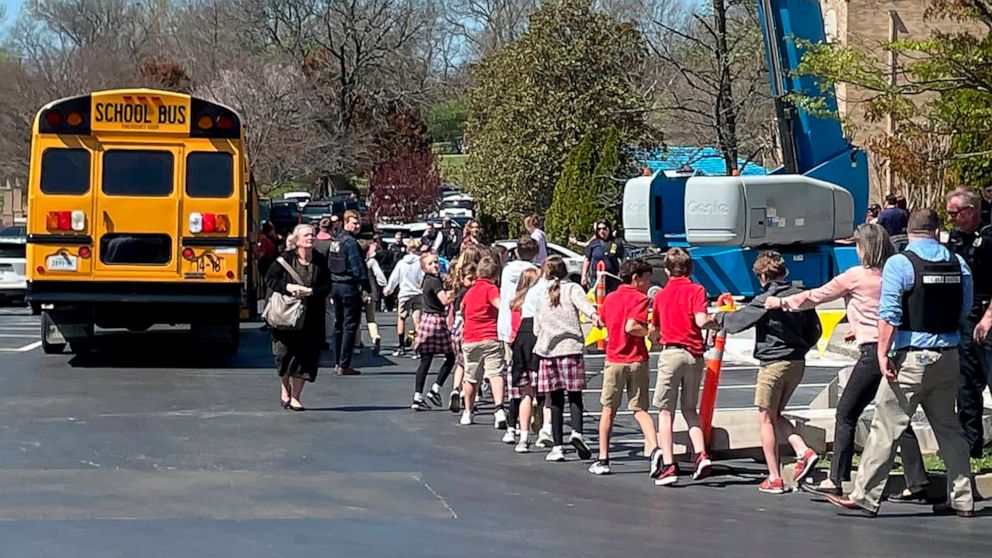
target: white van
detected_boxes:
[283,191,312,208]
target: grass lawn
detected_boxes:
[438,154,468,186]
[816,448,992,475]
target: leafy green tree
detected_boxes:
[465,0,658,222]
[427,98,470,150]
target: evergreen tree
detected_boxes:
[547,133,597,242]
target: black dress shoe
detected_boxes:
[803,484,842,497]
[289,405,306,412]
[281,399,291,409]
[932,502,975,517]
[886,489,930,504]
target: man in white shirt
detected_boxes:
[525,214,548,266]
[496,236,540,344]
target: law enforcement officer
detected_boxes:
[328,210,369,375]
[827,209,975,518]
[945,188,992,458]
[580,220,624,294]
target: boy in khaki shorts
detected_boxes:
[649,248,717,486]
[714,251,822,494]
[589,259,663,478]
[459,257,507,429]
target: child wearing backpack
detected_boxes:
[714,251,822,494]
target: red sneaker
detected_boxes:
[692,451,713,481]
[758,478,787,494]
[654,464,679,486]
[793,449,819,483]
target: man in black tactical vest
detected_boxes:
[328,210,370,375]
[945,188,992,459]
[827,209,975,518]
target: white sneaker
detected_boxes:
[588,460,611,475]
[502,428,517,444]
[459,411,473,426]
[494,408,508,430]
[514,439,530,453]
[536,430,554,448]
[545,446,566,462]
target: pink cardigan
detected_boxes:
[781,266,882,346]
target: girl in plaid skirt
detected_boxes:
[411,253,456,410]
[504,268,541,452]
[533,257,600,462]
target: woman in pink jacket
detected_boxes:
[765,223,928,497]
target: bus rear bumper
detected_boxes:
[27,281,242,306]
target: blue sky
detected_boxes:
[1,0,24,29]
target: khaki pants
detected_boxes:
[851,348,973,512]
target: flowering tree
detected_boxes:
[369,149,441,223]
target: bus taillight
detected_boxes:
[46,210,86,232]
[189,212,230,234]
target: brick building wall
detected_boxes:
[819,0,968,203]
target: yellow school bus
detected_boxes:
[26,88,256,354]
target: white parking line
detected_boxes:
[0,334,38,338]
[0,341,42,353]
[565,405,808,417]
[580,383,830,393]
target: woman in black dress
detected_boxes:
[265,224,331,411]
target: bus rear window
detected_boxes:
[40,149,90,195]
[100,234,172,265]
[102,150,173,196]
[186,152,234,198]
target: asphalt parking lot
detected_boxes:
[0,306,987,557]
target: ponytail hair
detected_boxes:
[542,256,568,307]
[511,268,540,311]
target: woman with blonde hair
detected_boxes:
[265,224,331,411]
[765,223,927,496]
[533,257,599,462]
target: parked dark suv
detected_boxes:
[269,200,302,237]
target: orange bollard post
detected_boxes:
[699,294,735,447]
[595,261,607,351]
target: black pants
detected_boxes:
[550,390,584,446]
[330,283,363,369]
[415,353,455,394]
[958,307,992,457]
[831,343,928,485]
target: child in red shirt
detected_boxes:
[588,259,663,478]
[459,257,507,428]
[650,247,716,486]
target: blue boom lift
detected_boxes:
[623,0,869,296]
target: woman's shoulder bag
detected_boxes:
[262,256,308,330]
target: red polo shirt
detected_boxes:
[601,284,650,363]
[461,278,500,343]
[651,277,707,356]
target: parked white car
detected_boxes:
[494,239,584,282]
[0,235,27,304]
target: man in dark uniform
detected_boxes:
[328,210,369,375]
[945,188,992,459]
[581,220,625,294]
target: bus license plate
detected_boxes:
[46,254,78,271]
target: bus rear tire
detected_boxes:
[41,311,67,355]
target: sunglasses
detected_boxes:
[947,206,974,218]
